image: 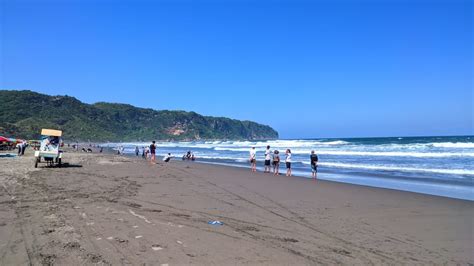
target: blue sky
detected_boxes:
[1,0,472,138]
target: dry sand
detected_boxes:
[0,150,472,265]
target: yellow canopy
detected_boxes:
[41,129,62,137]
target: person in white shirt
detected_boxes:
[249,147,257,172]
[163,153,173,163]
[264,145,272,173]
[285,149,292,177]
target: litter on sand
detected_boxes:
[208,220,224,226]
[152,244,163,251]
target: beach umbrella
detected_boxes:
[0,136,8,142]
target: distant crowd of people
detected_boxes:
[250,146,319,179]
[70,141,318,179]
[127,141,196,164]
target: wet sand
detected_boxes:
[0,150,473,265]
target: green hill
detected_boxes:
[0,90,279,141]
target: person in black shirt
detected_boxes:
[310,150,319,179]
[150,141,157,163]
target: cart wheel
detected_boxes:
[34,158,39,168]
[58,158,62,167]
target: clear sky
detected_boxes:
[1,0,472,139]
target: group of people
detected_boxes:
[136,141,179,164]
[250,146,319,179]
[182,151,196,161]
[72,143,103,153]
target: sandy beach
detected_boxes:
[0,150,472,265]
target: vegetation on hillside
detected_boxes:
[0,90,279,141]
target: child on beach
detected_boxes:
[249,147,257,172]
[285,149,292,177]
[310,150,319,179]
[272,150,280,175]
[163,153,173,163]
[264,145,272,173]
[145,146,150,159]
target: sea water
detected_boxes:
[103,136,474,201]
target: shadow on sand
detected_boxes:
[38,163,83,168]
[60,163,83,168]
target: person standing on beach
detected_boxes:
[310,150,319,179]
[264,145,272,173]
[249,147,257,172]
[150,141,157,163]
[285,149,292,177]
[21,142,27,155]
[272,150,280,175]
[145,146,150,159]
[135,146,139,156]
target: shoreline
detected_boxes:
[95,145,474,201]
[94,137,474,201]
[1,150,472,264]
[192,159,474,201]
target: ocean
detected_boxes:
[103,136,474,201]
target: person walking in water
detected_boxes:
[272,150,280,175]
[249,147,257,172]
[310,150,319,179]
[264,145,272,173]
[285,149,292,177]
[149,141,157,163]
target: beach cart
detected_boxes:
[34,129,63,168]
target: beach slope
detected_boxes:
[0,152,472,265]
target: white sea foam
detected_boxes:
[315,162,474,176]
[292,150,474,158]
[430,142,474,148]
[213,147,474,158]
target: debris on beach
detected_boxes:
[208,220,224,226]
[152,244,163,251]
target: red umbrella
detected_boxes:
[0,136,9,142]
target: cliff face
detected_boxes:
[0,90,279,141]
